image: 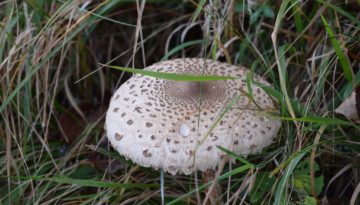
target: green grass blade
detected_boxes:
[271,144,318,177]
[5,176,158,189]
[277,115,357,127]
[291,0,304,48]
[216,146,255,168]
[103,64,237,81]
[317,0,360,27]
[192,0,207,22]
[273,152,306,205]
[46,176,158,189]
[321,15,353,83]
[81,8,136,27]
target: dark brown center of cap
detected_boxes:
[166,81,225,101]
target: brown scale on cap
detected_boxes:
[105,58,281,175]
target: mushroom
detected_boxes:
[105,58,281,176]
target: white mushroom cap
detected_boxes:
[105,58,281,175]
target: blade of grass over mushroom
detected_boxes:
[168,164,253,205]
[161,39,208,61]
[102,64,236,81]
[321,15,353,84]
[198,94,242,146]
[5,176,158,190]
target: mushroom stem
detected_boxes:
[202,170,222,205]
[160,169,165,205]
[202,159,227,205]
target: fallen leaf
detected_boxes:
[335,86,360,123]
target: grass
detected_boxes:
[0,0,359,204]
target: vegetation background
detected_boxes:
[0,0,359,204]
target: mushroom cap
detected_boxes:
[105,58,281,175]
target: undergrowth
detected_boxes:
[0,0,359,204]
